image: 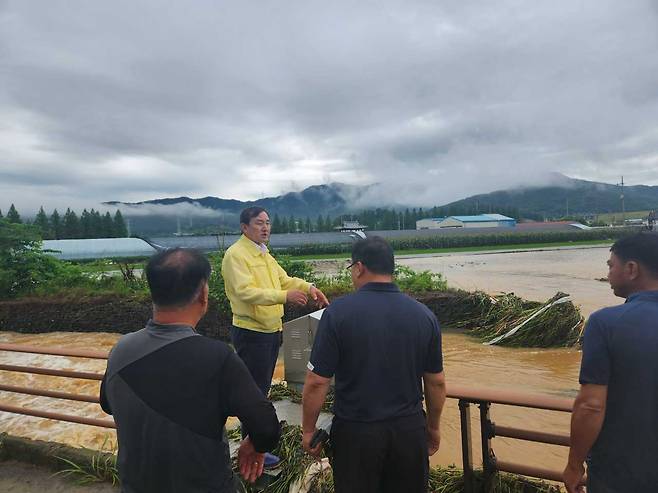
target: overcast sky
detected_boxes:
[1,0,658,214]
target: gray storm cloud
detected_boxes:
[1,0,657,214]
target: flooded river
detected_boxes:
[398,245,619,316]
[0,246,621,475]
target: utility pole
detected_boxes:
[618,176,625,226]
[566,198,569,218]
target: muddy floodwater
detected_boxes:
[0,246,621,476]
[398,245,619,316]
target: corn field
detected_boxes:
[278,227,638,256]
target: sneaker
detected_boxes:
[263,452,281,469]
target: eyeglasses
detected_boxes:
[346,260,360,270]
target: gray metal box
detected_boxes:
[283,308,325,389]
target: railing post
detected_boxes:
[459,399,475,493]
[479,401,497,492]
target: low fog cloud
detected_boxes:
[111,202,236,219]
[1,0,657,215]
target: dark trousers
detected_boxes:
[587,476,622,493]
[330,413,429,493]
[230,326,281,437]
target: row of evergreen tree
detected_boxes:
[2,202,520,238]
[270,204,521,234]
[1,204,129,240]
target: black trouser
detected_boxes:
[230,326,281,438]
[587,475,624,493]
[330,412,429,493]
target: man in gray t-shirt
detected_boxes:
[563,232,658,493]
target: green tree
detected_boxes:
[316,215,325,232]
[102,212,114,237]
[63,208,80,239]
[272,214,282,234]
[113,210,128,237]
[34,206,52,239]
[50,209,62,239]
[287,215,296,233]
[90,209,103,238]
[327,215,337,231]
[80,209,91,238]
[304,216,312,233]
[0,221,52,298]
[7,204,21,224]
[0,219,91,299]
[0,210,3,219]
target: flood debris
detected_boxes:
[229,424,561,493]
[449,291,584,348]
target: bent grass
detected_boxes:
[53,437,119,486]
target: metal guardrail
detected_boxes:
[448,385,575,490]
[0,343,577,488]
[0,343,115,429]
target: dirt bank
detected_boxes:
[0,295,231,339]
[0,292,477,337]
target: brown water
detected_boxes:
[0,332,119,450]
[398,245,620,316]
[0,247,620,475]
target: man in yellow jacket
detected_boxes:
[222,206,329,467]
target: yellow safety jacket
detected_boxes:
[221,235,311,333]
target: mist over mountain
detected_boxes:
[105,183,370,235]
[106,175,658,235]
[443,174,658,220]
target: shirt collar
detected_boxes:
[626,290,658,303]
[145,319,198,336]
[240,235,269,255]
[359,282,400,293]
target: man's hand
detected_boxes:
[238,437,265,484]
[563,462,586,493]
[302,430,322,457]
[309,286,330,307]
[286,289,308,306]
[427,427,441,456]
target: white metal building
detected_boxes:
[416,214,516,230]
[416,217,446,229]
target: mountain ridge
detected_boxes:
[106,175,658,234]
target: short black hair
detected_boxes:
[240,207,268,225]
[145,248,211,307]
[351,236,394,275]
[611,232,658,278]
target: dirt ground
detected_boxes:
[0,460,118,492]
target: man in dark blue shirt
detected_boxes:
[564,232,658,493]
[301,237,446,493]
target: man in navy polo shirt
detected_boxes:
[301,236,446,493]
[564,232,658,493]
